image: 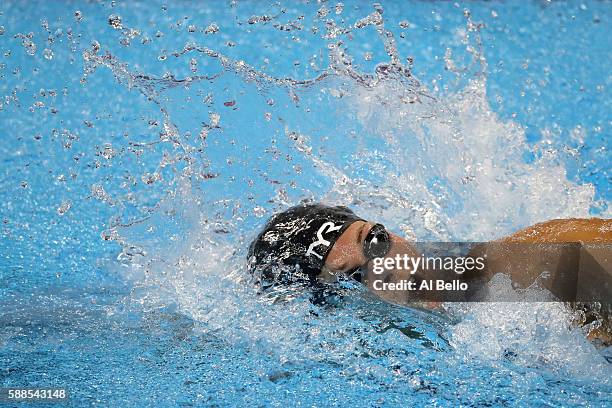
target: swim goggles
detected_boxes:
[363,223,392,259]
[348,223,391,282]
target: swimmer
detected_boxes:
[248,203,612,342]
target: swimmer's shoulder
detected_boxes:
[500,218,612,243]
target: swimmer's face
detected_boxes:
[322,221,414,279]
[323,221,441,309]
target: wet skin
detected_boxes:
[321,218,612,306]
[322,220,433,306]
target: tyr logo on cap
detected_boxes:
[305,222,343,260]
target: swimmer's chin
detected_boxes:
[319,268,442,311]
[421,301,443,310]
[396,300,444,312]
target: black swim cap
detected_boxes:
[248,204,364,282]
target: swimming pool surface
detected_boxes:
[1,1,611,406]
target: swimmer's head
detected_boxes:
[247,203,392,285]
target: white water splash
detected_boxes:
[446,275,611,381]
[91,2,609,385]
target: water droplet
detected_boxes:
[209,112,220,127]
[204,22,219,34]
[108,14,122,30]
[91,184,110,202]
[199,127,208,140]
[43,48,53,60]
[248,15,272,25]
[188,24,197,33]
[74,10,83,22]
[399,20,410,28]
[100,143,116,160]
[253,206,267,217]
[0,26,5,35]
[22,39,36,55]
[423,209,437,230]
[101,230,115,241]
[57,200,72,215]
[141,172,161,185]
[317,5,329,18]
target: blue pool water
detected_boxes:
[1,1,611,406]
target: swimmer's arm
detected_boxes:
[466,218,612,291]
